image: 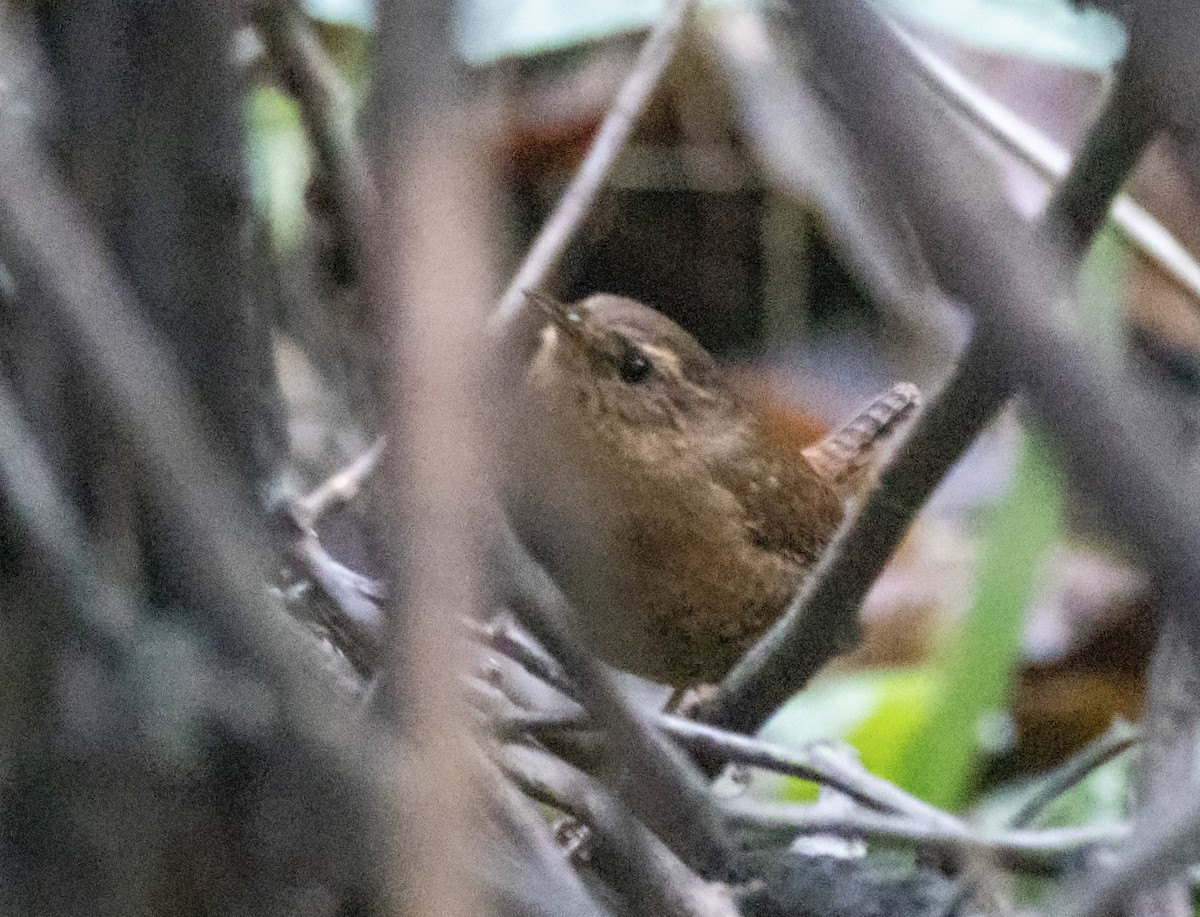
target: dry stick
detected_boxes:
[491,0,691,326]
[694,27,1161,735]
[725,801,1124,875]
[477,754,610,917]
[494,526,737,880]
[659,717,963,832]
[773,5,1200,915]
[252,0,379,280]
[498,743,739,917]
[294,436,386,526]
[897,26,1200,307]
[494,698,961,831]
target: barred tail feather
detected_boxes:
[803,382,922,497]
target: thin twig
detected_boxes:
[896,25,1200,307]
[1008,719,1139,829]
[294,436,386,526]
[476,753,610,917]
[490,0,691,326]
[465,613,577,699]
[726,801,1125,875]
[659,718,963,833]
[694,27,1160,734]
[482,657,962,836]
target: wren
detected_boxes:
[500,292,920,687]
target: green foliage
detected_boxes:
[894,434,1064,808]
[753,669,937,803]
[246,87,311,252]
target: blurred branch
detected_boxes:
[1008,719,1139,829]
[371,4,497,915]
[897,26,1200,307]
[726,801,1123,874]
[694,27,1160,734]
[252,0,379,285]
[0,31,359,750]
[294,435,386,526]
[1059,793,1200,917]
[491,0,691,326]
[0,373,136,654]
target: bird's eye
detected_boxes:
[618,345,652,384]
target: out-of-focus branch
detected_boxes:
[491,0,691,327]
[0,373,136,653]
[726,801,1123,874]
[294,435,385,526]
[0,43,361,753]
[371,5,497,914]
[694,29,1160,734]
[897,26,1200,307]
[252,0,379,284]
[1059,792,1200,917]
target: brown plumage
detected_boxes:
[501,292,920,686]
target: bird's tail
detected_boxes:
[803,382,922,498]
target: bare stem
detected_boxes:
[490,0,691,327]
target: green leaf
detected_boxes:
[1076,224,1129,365]
[246,87,311,252]
[751,669,938,803]
[894,433,1063,810]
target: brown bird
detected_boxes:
[500,292,920,687]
